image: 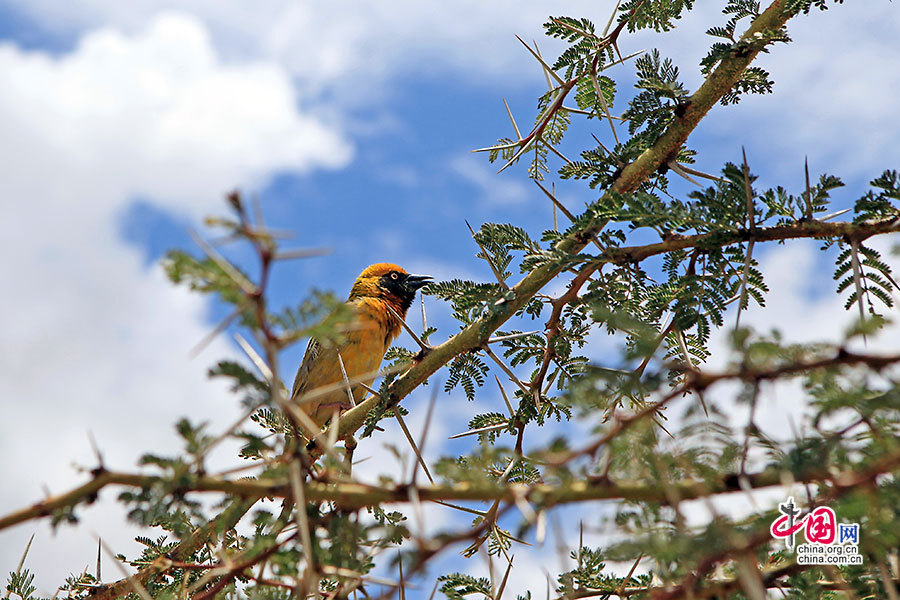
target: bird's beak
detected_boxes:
[404,274,433,291]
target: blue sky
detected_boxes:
[1,1,899,597]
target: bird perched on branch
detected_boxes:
[291,263,431,429]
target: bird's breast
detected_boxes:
[354,297,402,347]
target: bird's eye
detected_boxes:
[390,272,399,280]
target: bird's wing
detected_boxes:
[291,336,321,398]
[289,298,390,409]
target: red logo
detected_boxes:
[770,497,862,565]
[805,507,836,544]
[770,498,839,549]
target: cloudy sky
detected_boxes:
[1,1,898,597]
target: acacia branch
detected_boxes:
[582,441,900,600]
[5,443,899,525]
[334,214,899,444]
[4,347,895,599]
[567,561,807,599]
[6,350,893,529]
[336,0,810,442]
[531,263,598,398]
[85,497,255,600]
[556,348,900,465]
[597,217,900,266]
[605,0,794,200]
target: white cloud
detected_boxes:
[0,12,350,588]
[450,154,529,206]
[702,238,900,442]
[755,7,900,179]
[8,3,899,184]
[713,238,900,353]
[3,1,579,90]
[664,5,900,183]
[378,164,420,189]
[0,11,350,211]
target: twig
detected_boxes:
[514,35,564,86]
[668,160,703,187]
[591,67,619,145]
[820,207,852,221]
[5,441,900,526]
[737,151,758,329]
[189,305,245,358]
[531,265,596,399]
[495,375,515,417]
[233,333,273,381]
[533,181,605,252]
[877,558,900,600]
[674,162,727,183]
[849,239,867,335]
[273,247,331,261]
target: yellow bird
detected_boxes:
[290,263,431,428]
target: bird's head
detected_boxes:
[349,263,432,313]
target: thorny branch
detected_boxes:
[333,0,831,449]
[7,2,900,599]
[5,350,899,529]
[531,263,598,402]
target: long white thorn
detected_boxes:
[384,304,431,351]
[602,0,624,37]
[819,207,852,222]
[189,228,257,295]
[503,98,523,140]
[395,409,434,484]
[448,422,510,440]
[668,160,703,188]
[512,36,562,88]
[488,330,540,344]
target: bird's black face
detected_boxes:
[379,271,432,311]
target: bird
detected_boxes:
[290,263,432,429]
